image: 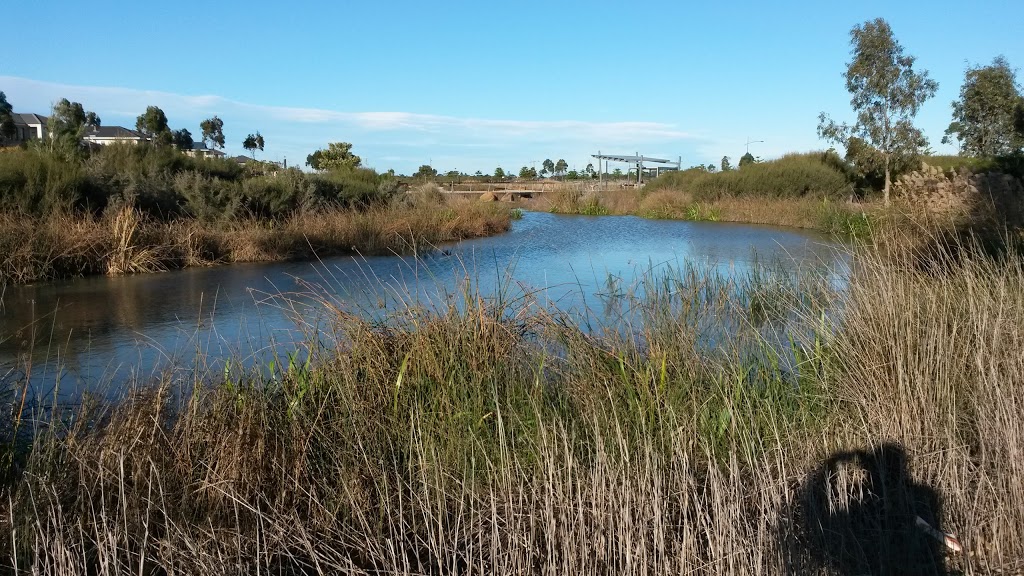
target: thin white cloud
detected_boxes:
[1,76,693,144]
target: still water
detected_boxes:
[0,212,845,395]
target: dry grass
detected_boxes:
[0,200,513,285]
[535,185,876,233]
[1,229,1022,573]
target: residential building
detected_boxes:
[185,141,226,159]
[81,126,149,146]
[8,113,49,144]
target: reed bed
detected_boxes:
[538,186,874,235]
[1,228,1021,574]
[0,201,513,285]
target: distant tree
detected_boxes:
[0,91,14,142]
[306,150,323,170]
[414,164,438,179]
[493,166,505,179]
[585,162,595,177]
[542,159,555,177]
[135,106,171,144]
[739,152,756,167]
[49,98,100,135]
[242,135,256,156]
[565,169,580,180]
[818,18,938,205]
[554,158,568,176]
[519,166,537,179]
[721,156,733,171]
[47,99,101,155]
[707,164,717,172]
[172,128,194,150]
[942,56,1024,157]
[243,132,265,158]
[474,170,483,177]
[200,116,226,149]
[611,168,623,177]
[310,142,361,171]
[445,170,460,179]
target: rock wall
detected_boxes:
[894,162,1024,224]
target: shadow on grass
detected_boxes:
[783,443,952,575]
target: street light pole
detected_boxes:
[745,137,765,155]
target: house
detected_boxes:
[185,141,226,159]
[7,113,49,144]
[81,126,149,146]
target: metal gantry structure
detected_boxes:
[591,152,682,185]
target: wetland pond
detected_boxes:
[0,211,847,399]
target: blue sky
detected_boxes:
[3,0,1022,174]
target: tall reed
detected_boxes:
[2,232,1021,574]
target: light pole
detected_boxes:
[745,137,765,155]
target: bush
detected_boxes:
[0,149,92,215]
[650,152,854,200]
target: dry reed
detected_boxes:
[2,228,1022,574]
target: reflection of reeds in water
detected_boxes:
[1,232,1023,574]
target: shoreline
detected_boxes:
[0,200,515,286]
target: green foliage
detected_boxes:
[135,106,170,142]
[818,18,938,204]
[0,148,92,215]
[242,132,265,158]
[542,159,554,177]
[171,128,193,151]
[46,99,101,159]
[493,167,505,179]
[649,152,854,200]
[307,142,361,172]
[819,202,873,239]
[0,91,14,142]
[721,156,733,172]
[200,116,225,149]
[518,166,537,179]
[924,154,1024,180]
[943,56,1024,157]
[414,164,438,179]
[739,152,756,167]
[554,158,568,176]
[0,142,396,221]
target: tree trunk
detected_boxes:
[883,156,891,207]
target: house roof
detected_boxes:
[230,155,250,163]
[191,142,209,150]
[84,126,145,139]
[12,113,48,126]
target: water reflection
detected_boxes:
[0,212,846,397]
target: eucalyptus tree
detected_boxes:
[0,91,14,142]
[818,18,938,205]
[554,158,568,176]
[942,56,1023,157]
[200,116,225,149]
[243,132,265,158]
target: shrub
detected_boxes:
[650,152,854,200]
[0,148,92,215]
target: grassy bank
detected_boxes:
[1,230,1022,573]
[540,187,874,235]
[537,152,877,238]
[0,144,515,284]
[0,200,513,285]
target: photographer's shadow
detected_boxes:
[784,442,953,575]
